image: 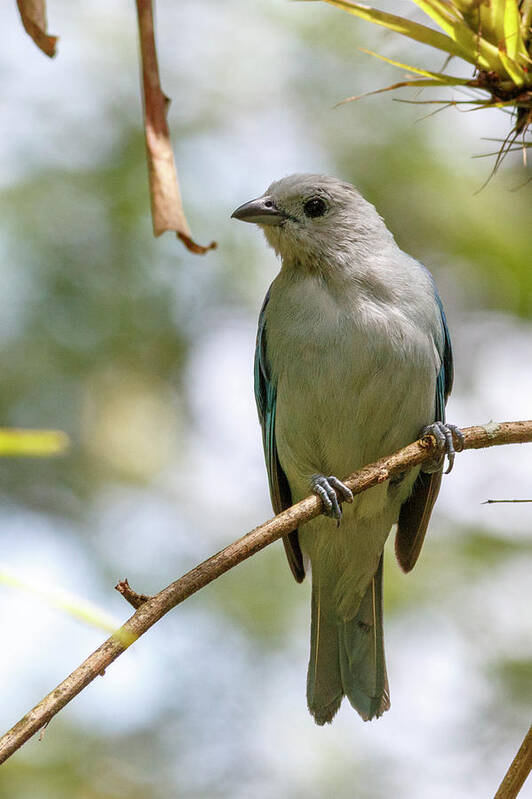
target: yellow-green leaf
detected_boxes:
[410,0,505,72]
[320,1,471,61]
[0,428,69,456]
[320,0,528,80]
[469,0,528,62]
[522,1,532,42]
[359,47,472,83]
[498,48,527,85]
[337,76,468,106]
[503,0,531,64]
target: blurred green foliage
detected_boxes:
[1,1,531,797]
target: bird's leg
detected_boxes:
[421,422,464,474]
[311,474,353,525]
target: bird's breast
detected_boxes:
[265,275,438,503]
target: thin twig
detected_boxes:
[115,578,151,609]
[482,499,532,504]
[135,0,216,253]
[493,724,532,799]
[0,420,530,765]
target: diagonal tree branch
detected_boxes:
[494,723,532,799]
[0,420,530,766]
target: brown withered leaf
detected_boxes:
[135,0,216,254]
[16,0,57,58]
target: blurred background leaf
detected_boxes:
[0,565,121,633]
[0,428,68,456]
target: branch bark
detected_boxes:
[0,420,530,766]
[494,724,532,799]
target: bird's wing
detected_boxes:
[394,294,454,573]
[255,290,305,583]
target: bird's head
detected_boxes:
[231,173,390,270]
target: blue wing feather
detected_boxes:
[434,293,453,420]
[255,290,305,582]
[395,292,453,573]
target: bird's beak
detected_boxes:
[231,196,284,226]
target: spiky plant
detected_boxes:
[311,0,532,165]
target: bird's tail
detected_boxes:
[307,555,390,725]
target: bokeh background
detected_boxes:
[1,1,531,797]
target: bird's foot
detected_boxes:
[421,422,464,474]
[311,474,353,525]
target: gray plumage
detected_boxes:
[232,174,457,725]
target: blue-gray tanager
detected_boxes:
[232,174,462,725]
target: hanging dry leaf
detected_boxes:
[16,0,57,58]
[135,0,216,254]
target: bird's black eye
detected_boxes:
[303,197,327,218]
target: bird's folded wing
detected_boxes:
[254,290,305,582]
[395,293,454,572]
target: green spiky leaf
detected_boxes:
[319,0,532,81]
[320,0,472,60]
[337,76,470,107]
[358,47,473,84]
[502,0,531,65]
[311,0,532,155]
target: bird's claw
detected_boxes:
[311,474,353,524]
[421,422,464,474]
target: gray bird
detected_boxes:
[232,174,462,725]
